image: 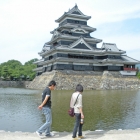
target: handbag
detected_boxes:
[68,94,80,117]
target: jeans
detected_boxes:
[72,113,83,138]
[37,107,52,135]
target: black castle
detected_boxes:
[34,4,139,76]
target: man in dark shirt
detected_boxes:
[36,80,56,138]
[42,87,51,107]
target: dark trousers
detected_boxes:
[72,113,83,138]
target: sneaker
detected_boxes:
[45,132,55,137]
[73,138,81,140]
[36,131,44,138]
[78,136,85,139]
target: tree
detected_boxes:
[137,72,140,79]
[2,66,8,79]
[0,65,2,77]
[24,58,38,65]
[0,59,38,81]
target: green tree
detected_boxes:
[24,58,38,65]
[137,72,140,79]
[2,66,9,79]
[0,59,38,81]
[0,65,2,77]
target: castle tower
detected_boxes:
[34,5,139,76]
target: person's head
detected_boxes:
[48,80,56,90]
[75,84,83,93]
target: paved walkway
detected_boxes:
[1,129,140,140]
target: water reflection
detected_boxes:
[0,88,42,132]
[0,88,140,132]
[93,91,135,130]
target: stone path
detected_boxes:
[1,129,140,140]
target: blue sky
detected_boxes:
[0,0,140,64]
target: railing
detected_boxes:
[124,68,137,71]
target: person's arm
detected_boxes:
[78,95,84,119]
[79,107,84,119]
[38,95,49,110]
[70,95,74,108]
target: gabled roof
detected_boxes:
[68,37,93,50]
[50,31,60,41]
[55,4,91,23]
[101,43,125,53]
[68,4,84,15]
[71,26,89,34]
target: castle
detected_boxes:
[33,4,139,76]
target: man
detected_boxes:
[36,80,56,138]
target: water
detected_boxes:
[0,88,140,132]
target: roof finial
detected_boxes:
[75,3,77,8]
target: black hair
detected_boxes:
[48,80,56,86]
[75,84,83,92]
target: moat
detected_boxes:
[1,88,140,132]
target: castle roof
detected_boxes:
[39,42,126,57]
[121,55,140,63]
[47,32,102,45]
[34,54,140,66]
[101,43,125,53]
[50,24,96,34]
[55,4,91,23]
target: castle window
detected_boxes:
[75,20,79,24]
[68,54,94,59]
[53,42,58,46]
[49,55,53,60]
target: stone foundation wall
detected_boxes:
[100,71,140,89]
[27,70,140,90]
[0,81,31,88]
[28,71,56,89]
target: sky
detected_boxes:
[0,0,140,64]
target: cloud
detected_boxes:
[0,0,140,64]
